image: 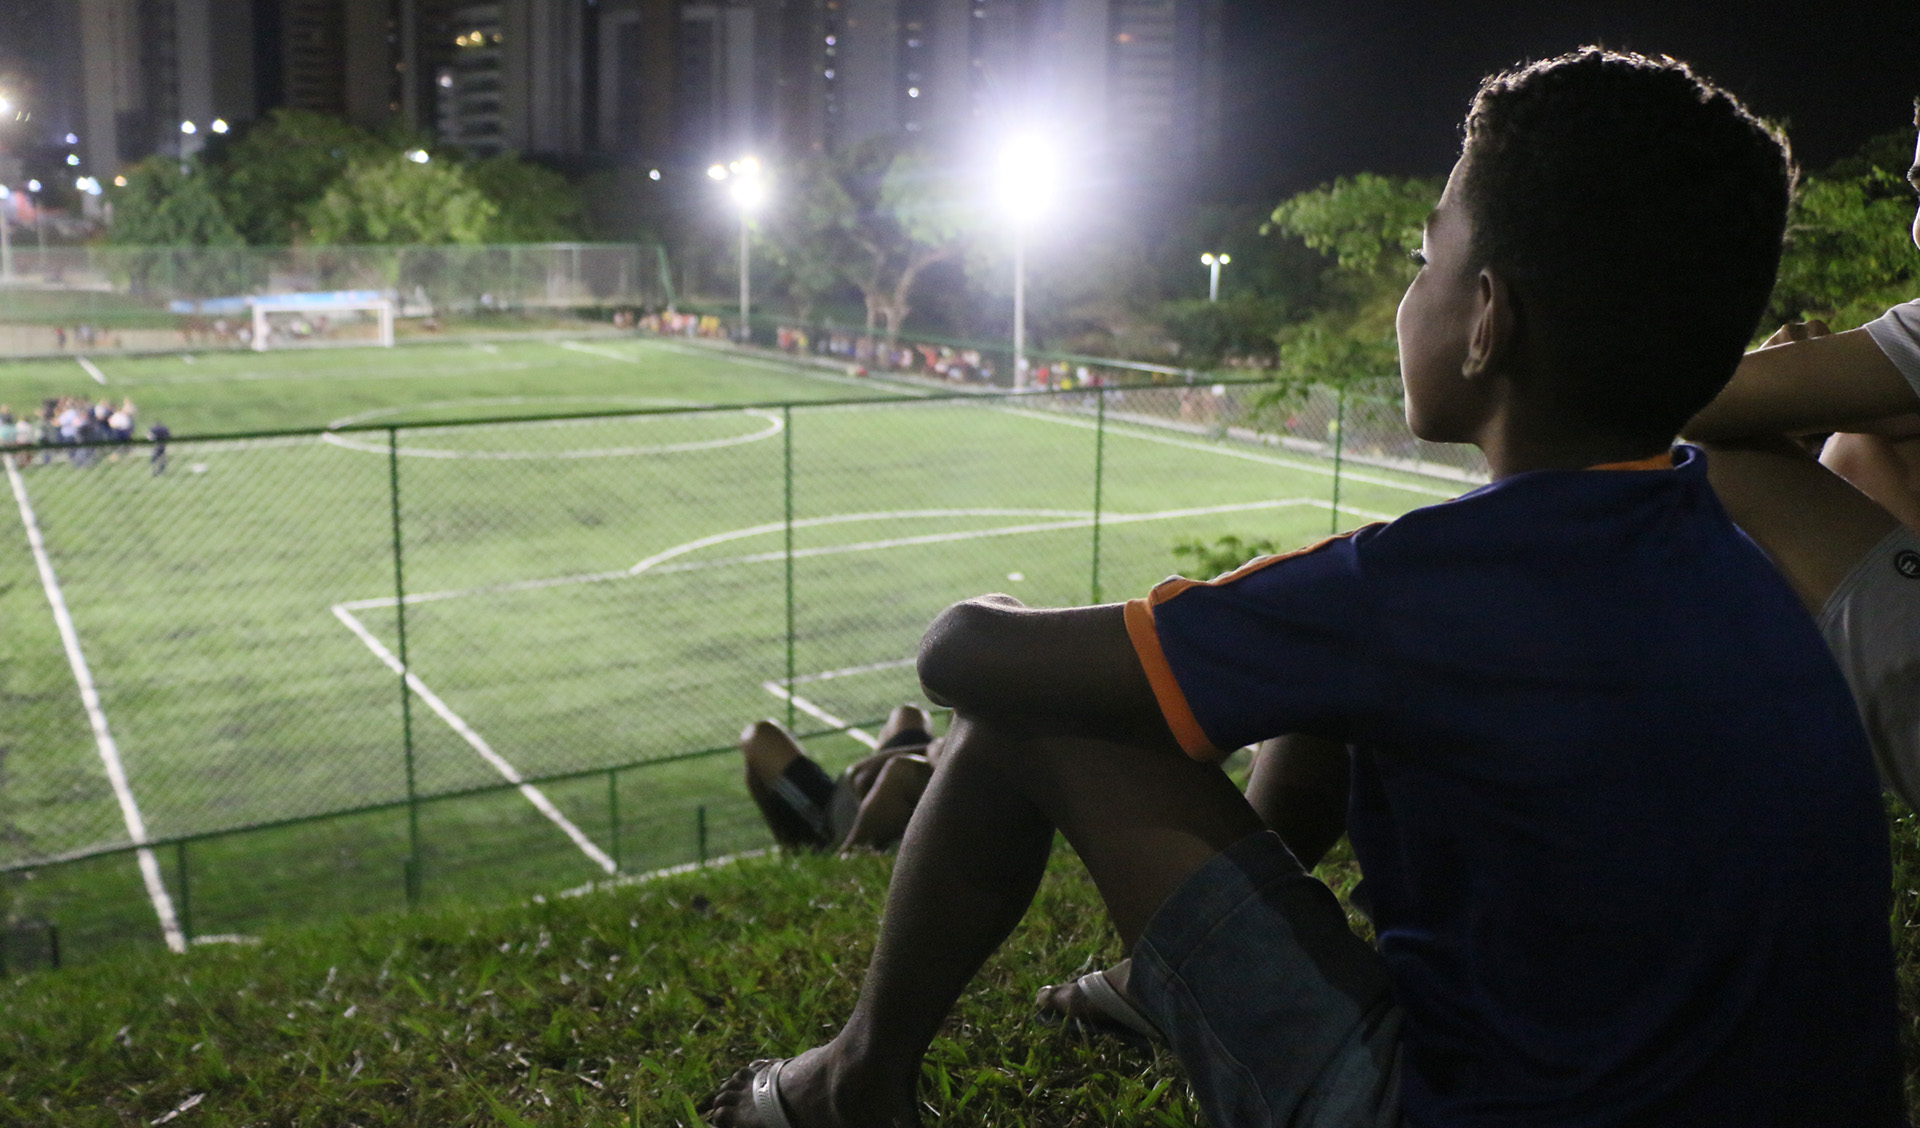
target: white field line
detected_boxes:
[791,657,918,684]
[558,340,643,364]
[76,356,109,385]
[759,682,879,749]
[635,338,934,396]
[5,454,185,952]
[558,847,773,900]
[335,500,1385,614]
[329,604,618,874]
[993,404,1463,500]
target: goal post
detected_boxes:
[250,291,395,352]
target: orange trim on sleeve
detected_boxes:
[1124,597,1218,760]
[1125,524,1384,762]
[1588,452,1675,472]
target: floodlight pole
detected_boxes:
[738,208,751,342]
[1208,257,1221,302]
[1012,224,1027,390]
[0,193,12,281]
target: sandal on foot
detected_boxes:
[1036,970,1164,1046]
[749,1058,797,1128]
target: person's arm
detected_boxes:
[917,594,1180,753]
[1685,324,1916,441]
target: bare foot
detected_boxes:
[706,1044,919,1128]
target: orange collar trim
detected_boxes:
[1587,452,1673,472]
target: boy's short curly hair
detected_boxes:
[1460,48,1795,448]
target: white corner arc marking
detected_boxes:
[6,454,184,952]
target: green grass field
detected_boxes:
[0,336,1462,962]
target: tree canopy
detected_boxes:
[307,155,498,245]
[103,109,583,248]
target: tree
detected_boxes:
[109,158,244,248]
[106,157,250,295]
[307,155,498,245]
[211,110,389,245]
[763,140,970,347]
[1263,174,1442,405]
[1769,131,1920,331]
[757,158,861,323]
[466,154,585,242]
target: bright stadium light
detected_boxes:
[180,120,197,134]
[211,118,229,134]
[722,155,765,340]
[648,168,661,181]
[996,133,1059,389]
[407,149,430,163]
[1201,252,1231,302]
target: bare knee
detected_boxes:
[741,719,802,783]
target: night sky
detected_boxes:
[1219,0,1920,200]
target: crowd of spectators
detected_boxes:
[1,397,169,474]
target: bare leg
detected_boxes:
[741,720,822,852]
[709,715,1263,1127]
[1038,733,1350,1030]
[839,755,932,852]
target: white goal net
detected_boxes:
[250,291,395,352]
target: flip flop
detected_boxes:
[747,1058,796,1128]
[1036,970,1164,1046]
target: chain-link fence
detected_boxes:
[0,378,1482,961]
[0,244,671,358]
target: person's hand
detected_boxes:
[1761,319,1833,348]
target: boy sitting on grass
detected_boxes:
[708,49,1902,1128]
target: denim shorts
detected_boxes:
[1129,831,1404,1128]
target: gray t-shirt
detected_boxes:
[1822,301,1920,808]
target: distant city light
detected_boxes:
[65,154,79,166]
[27,179,40,192]
[908,87,921,98]
[180,120,197,135]
[64,132,77,144]
[439,73,454,88]
[824,69,835,80]
[825,35,836,45]
[708,164,728,181]
[407,149,430,163]
[75,176,101,195]
[114,175,127,187]
[211,118,229,134]
[648,168,661,181]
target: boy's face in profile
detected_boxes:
[1396,158,1486,445]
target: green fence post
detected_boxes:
[783,404,796,730]
[697,805,709,864]
[1090,386,1108,605]
[1330,386,1347,534]
[175,841,192,946]
[607,768,621,873]
[389,427,421,908]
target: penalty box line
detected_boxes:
[330,605,618,876]
[5,454,186,953]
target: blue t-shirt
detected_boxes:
[1125,446,1901,1125]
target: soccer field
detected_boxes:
[0,336,1466,958]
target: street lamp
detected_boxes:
[997,134,1057,390]
[0,184,13,281]
[712,156,765,342]
[27,179,43,268]
[1201,252,1231,302]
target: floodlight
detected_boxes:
[65,154,78,166]
[180,120,197,134]
[407,149,430,164]
[730,176,766,210]
[0,96,10,115]
[996,134,1057,225]
[211,119,229,134]
[0,186,10,199]
[648,168,661,181]
[708,163,728,181]
[27,179,39,192]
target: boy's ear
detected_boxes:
[1463,268,1517,379]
